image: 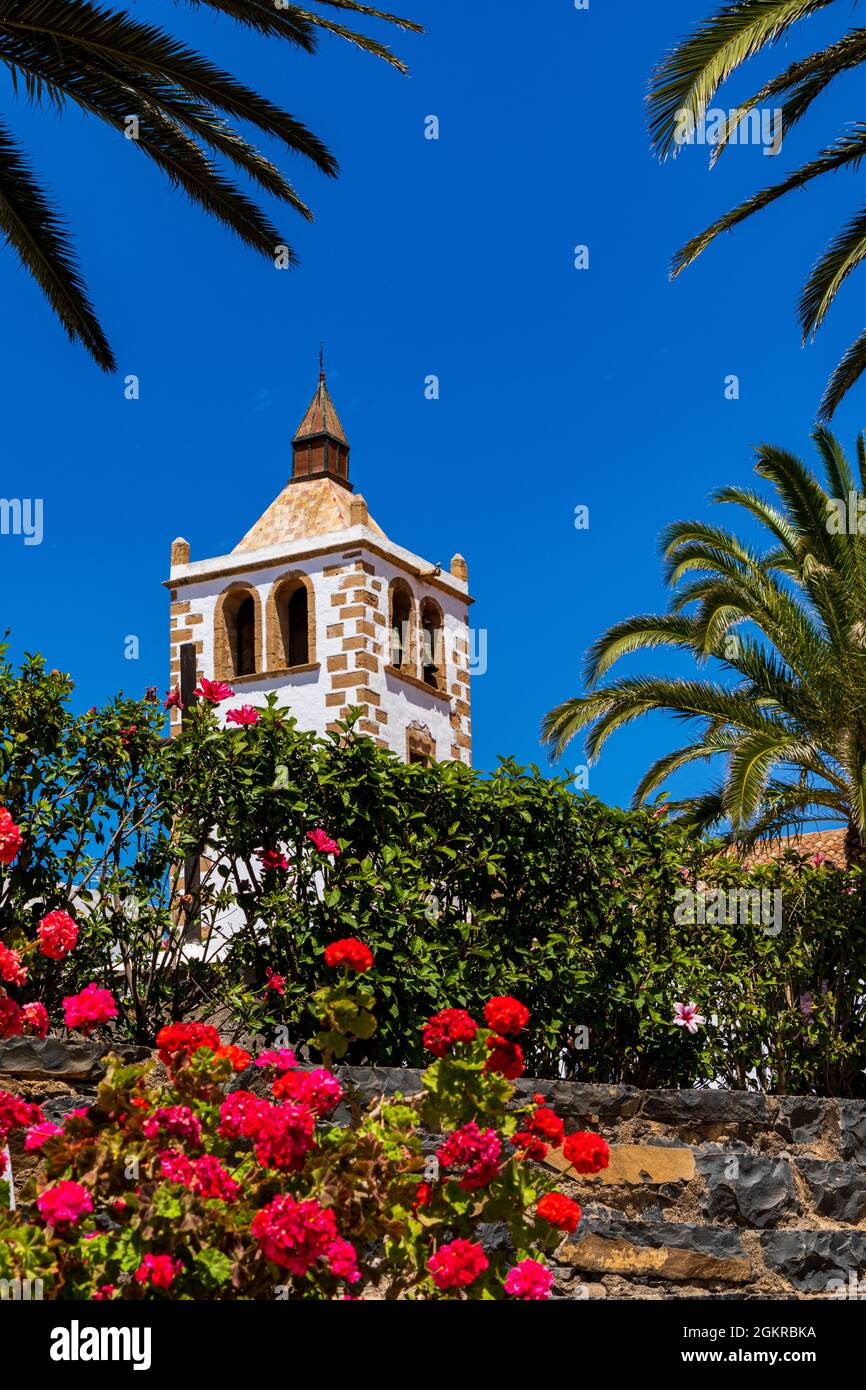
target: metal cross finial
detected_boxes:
[319,342,325,380]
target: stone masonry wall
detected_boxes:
[2,1044,864,1300]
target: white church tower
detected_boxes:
[165,368,473,765]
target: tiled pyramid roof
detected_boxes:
[293,375,348,445]
[233,476,385,553]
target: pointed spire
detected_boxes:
[291,355,351,488]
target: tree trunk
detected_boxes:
[844,822,866,869]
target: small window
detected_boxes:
[288,585,309,667]
[236,596,256,676]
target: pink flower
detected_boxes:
[503,1259,553,1301]
[38,909,78,960]
[20,1002,49,1038]
[254,1048,297,1072]
[194,677,234,704]
[673,1001,706,1035]
[0,943,27,987]
[143,1105,202,1147]
[810,852,827,867]
[0,808,23,867]
[306,828,340,856]
[437,1122,502,1190]
[164,686,184,710]
[63,983,118,1034]
[265,968,286,995]
[226,705,260,726]
[327,1238,360,1284]
[135,1253,181,1289]
[37,1180,93,1228]
[25,1120,63,1152]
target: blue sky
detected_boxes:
[2,0,865,806]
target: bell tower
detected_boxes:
[166,367,473,765]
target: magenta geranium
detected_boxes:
[63,982,118,1033]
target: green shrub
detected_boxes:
[1,648,864,1094]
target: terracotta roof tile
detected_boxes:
[740,828,849,869]
[233,477,385,553]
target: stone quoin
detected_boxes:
[165,367,473,765]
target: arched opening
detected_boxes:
[287,585,309,667]
[390,582,413,671]
[236,596,256,677]
[266,572,316,671]
[420,598,444,690]
[214,586,262,682]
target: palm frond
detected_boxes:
[647,0,835,160]
[0,117,114,369]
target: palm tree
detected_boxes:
[541,430,866,859]
[648,0,866,420]
[0,0,419,370]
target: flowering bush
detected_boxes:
[0,954,609,1300]
[2,648,865,1093]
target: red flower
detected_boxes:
[0,943,27,987]
[265,967,286,995]
[536,1191,582,1233]
[156,1021,220,1068]
[525,1103,564,1147]
[218,1090,270,1141]
[252,1193,339,1275]
[194,677,234,704]
[503,1258,553,1301]
[0,808,23,866]
[164,686,184,710]
[0,1089,43,1144]
[323,937,374,972]
[259,850,288,875]
[226,705,260,726]
[37,1180,93,1228]
[38,909,78,960]
[484,995,530,1035]
[421,1008,478,1058]
[562,1129,610,1175]
[135,1254,181,1289]
[272,1067,343,1116]
[0,995,21,1038]
[426,1238,488,1291]
[437,1122,501,1189]
[306,828,340,856]
[214,1044,251,1073]
[20,1001,49,1038]
[62,982,118,1034]
[511,1132,549,1162]
[413,1182,433,1210]
[484,1034,524,1080]
[253,1101,316,1172]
